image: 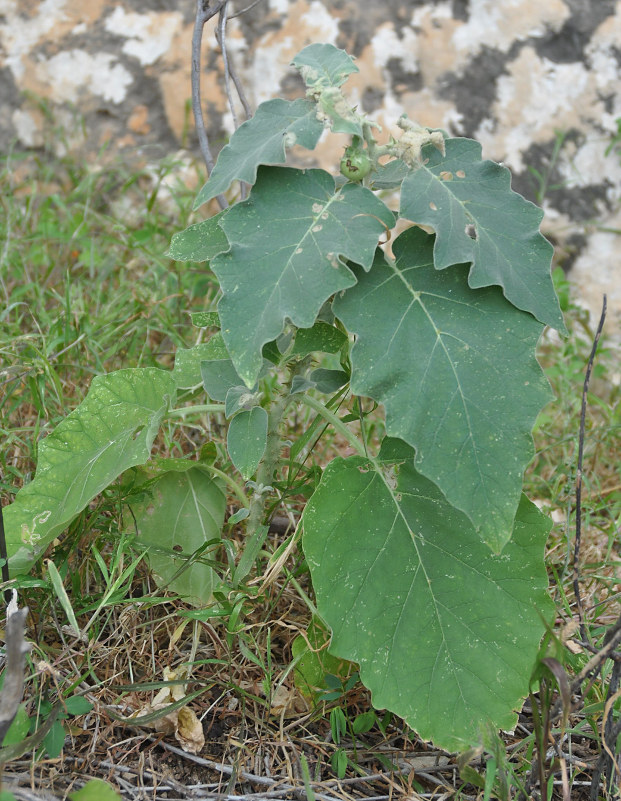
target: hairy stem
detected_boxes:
[245,363,300,541]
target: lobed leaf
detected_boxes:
[333,228,552,551]
[302,448,553,751]
[399,137,565,332]
[5,369,176,573]
[213,165,394,386]
[194,99,324,209]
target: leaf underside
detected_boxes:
[213,166,394,387]
[194,98,324,208]
[400,138,565,332]
[302,448,553,751]
[5,369,176,573]
[333,228,552,552]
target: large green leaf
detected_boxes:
[213,166,394,386]
[302,448,553,751]
[194,99,324,209]
[333,228,552,551]
[128,463,225,607]
[5,369,176,573]
[399,138,565,332]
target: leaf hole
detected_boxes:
[465,224,477,240]
[173,545,183,553]
[429,201,438,211]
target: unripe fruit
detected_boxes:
[340,147,372,181]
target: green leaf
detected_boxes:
[213,166,394,386]
[128,464,226,607]
[2,704,30,746]
[292,43,358,89]
[333,229,552,551]
[166,211,229,261]
[292,617,353,697]
[369,159,411,190]
[44,719,66,758]
[69,779,123,801]
[5,369,176,574]
[399,137,565,332]
[227,407,268,480]
[310,369,349,394]
[174,338,231,389]
[302,451,553,751]
[292,321,347,359]
[194,99,324,209]
[63,696,93,716]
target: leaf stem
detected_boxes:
[297,395,366,457]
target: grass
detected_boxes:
[0,144,620,801]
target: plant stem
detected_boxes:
[168,403,225,417]
[297,394,366,457]
[245,364,299,541]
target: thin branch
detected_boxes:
[229,0,266,18]
[191,0,229,210]
[572,295,607,642]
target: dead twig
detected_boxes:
[573,295,607,642]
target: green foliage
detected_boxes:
[4,43,566,754]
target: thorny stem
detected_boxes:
[244,362,303,543]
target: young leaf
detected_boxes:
[201,359,244,402]
[213,166,394,386]
[399,137,565,332]
[128,464,226,607]
[333,229,552,552]
[292,321,347,359]
[194,98,324,209]
[302,451,553,751]
[173,337,230,389]
[227,407,268,480]
[292,43,359,89]
[5,369,176,574]
[69,779,123,801]
[166,211,229,261]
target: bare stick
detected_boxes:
[191,0,229,210]
[216,2,252,199]
[0,608,30,747]
[572,295,607,642]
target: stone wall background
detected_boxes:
[1,0,620,333]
